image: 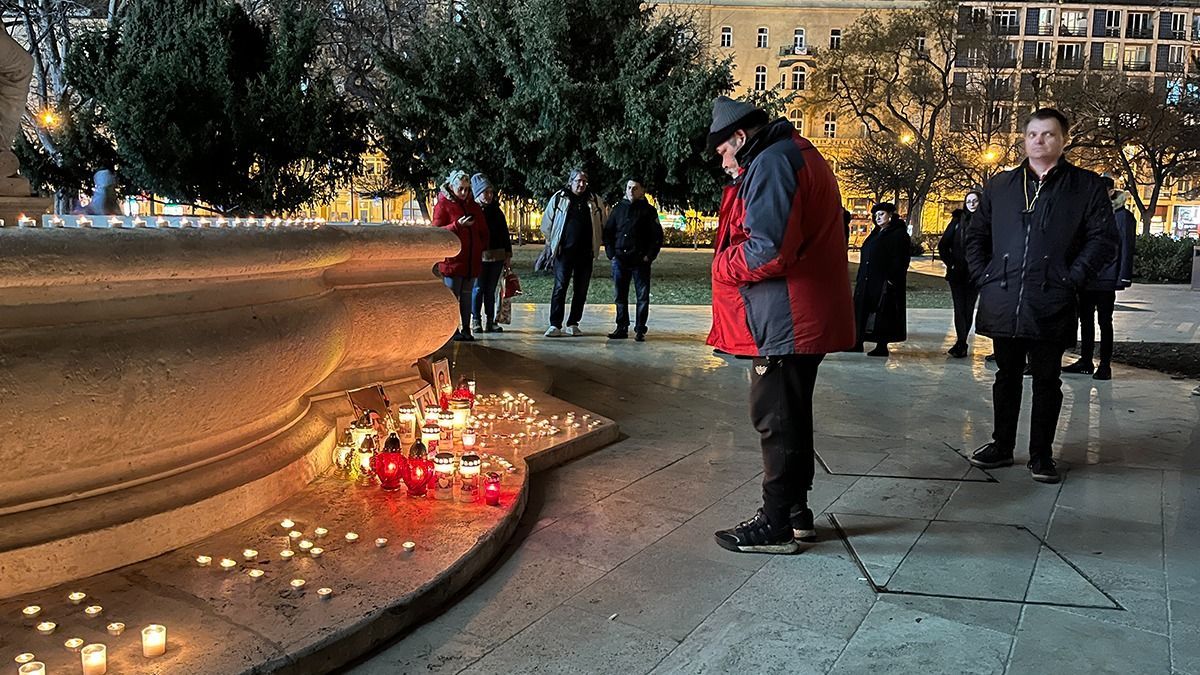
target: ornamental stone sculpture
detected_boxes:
[0,30,34,196]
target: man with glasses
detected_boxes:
[540,169,607,337]
[965,108,1117,484]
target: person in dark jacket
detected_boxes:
[852,203,910,357]
[965,108,1118,484]
[1063,176,1136,380]
[432,169,489,342]
[469,173,513,334]
[704,96,856,554]
[603,178,663,341]
[938,191,982,357]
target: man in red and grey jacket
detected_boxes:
[707,96,856,554]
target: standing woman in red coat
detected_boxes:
[432,170,489,341]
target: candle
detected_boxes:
[84,605,104,618]
[421,422,441,454]
[196,555,212,566]
[22,605,41,619]
[467,379,477,395]
[288,530,303,540]
[459,454,481,502]
[17,662,44,675]
[36,622,56,635]
[290,579,306,589]
[403,541,416,553]
[313,527,328,538]
[64,638,85,652]
[141,625,166,657]
[438,411,455,445]
[78,216,92,228]
[280,549,295,560]
[433,452,455,500]
[248,569,265,579]
[310,547,324,558]
[155,216,168,228]
[397,406,417,445]
[317,587,333,599]
[106,622,124,636]
[219,558,237,571]
[108,216,123,228]
[375,537,388,548]
[243,549,258,560]
[280,518,295,529]
[81,643,106,675]
[345,532,359,542]
[298,540,313,551]
[463,427,477,449]
[14,654,35,664]
[485,471,502,506]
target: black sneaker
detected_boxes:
[634,332,645,342]
[1093,363,1111,380]
[969,442,1014,469]
[947,343,968,358]
[714,509,798,554]
[1028,457,1061,483]
[607,329,628,340]
[1062,359,1094,375]
[486,322,503,333]
[790,506,817,542]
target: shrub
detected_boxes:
[1133,234,1197,284]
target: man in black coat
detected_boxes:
[965,108,1118,484]
[602,178,664,341]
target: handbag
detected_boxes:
[502,266,522,299]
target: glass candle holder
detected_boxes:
[438,411,455,446]
[449,399,471,433]
[141,625,166,658]
[433,452,455,501]
[421,422,441,455]
[462,427,478,449]
[372,432,408,491]
[81,643,106,675]
[458,454,482,503]
[404,439,435,497]
[18,663,45,675]
[396,406,418,445]
[484,471,502,506]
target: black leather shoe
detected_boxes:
[1028,457,1061,483]
[1093,363,1112,380]
[969,442,1014,469]
[607,329,628,340]
[634,332,645,342]
[1062,359,1094,375]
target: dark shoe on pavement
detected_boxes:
[969,442,1014,469]
[471,318,483,334]
[634,332,645,342]
[790,506,817,543]
[948,343,968,358]
[486,322,504,333]
[984,353,996,362]
[714,509,799,554]
[1028,456,1061,483]
[453,331,475,342]
[1062,359,1094,375]
[867,345,889,357]
[1093,363,1112,380]
[607,329,628,340]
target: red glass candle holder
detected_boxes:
[484,471,501,506]
[371,433,408,491]
[404,438,435,497]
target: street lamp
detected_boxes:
[900,133,914,145]
[37,109,59,129]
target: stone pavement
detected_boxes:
[350,300,1200,675]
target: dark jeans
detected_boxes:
[444,276,475,334]
[750,354,824,528]
[991,337,1065,460]
[549,251,594,328]
[1078,290,1116,364]
[949,281,979,345]
[612,258,651,333]
[472,260,506,324]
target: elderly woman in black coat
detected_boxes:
[852,203,911,357]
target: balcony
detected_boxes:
[779,45,809,56]
[1096,58,1120,70]
[1127,27,1154,39]
[1162,61,1186,72]
[1104,27,1121,38]
[1059,57,1086,69]
[994,23,1020,36]
[1027,56,1052,69]
[1034,24,1054,36]
[1058,25,1088,37]
[1125,59,1152,71]
[1169,30,1187,41]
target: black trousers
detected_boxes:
[549,251,594,328]
[991,337,1065,460]
[1077,290,1116,364]
[750,354,824,528]
[949,281,979,345]
[472,260,506,323]
[612,258,651,333]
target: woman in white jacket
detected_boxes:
[539,169,607,336]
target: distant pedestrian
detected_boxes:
[469,173,513,334]
[539,169,607,337]
[432,169,489,342]
[852,203,910,357]
[603,178,663,341]
[938,190,982,358]
[704,96,855,554]
[965,108,1117,484]
[80,169,121,216]
[1063,175,1135,380]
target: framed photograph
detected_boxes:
[432,358,452,393]
[346,384,391,423]
[416,357,437,388]
[411,383,438,419]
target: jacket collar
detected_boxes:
[736,118,795,168]
[1020,155,1070,182]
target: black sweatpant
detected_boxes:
[750,354,824,528]
[1077,290,1116,364]
[991,337,1065,461]
[949,281,979,346]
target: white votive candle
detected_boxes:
[84,605,103,618]
[309,547,324,558]
[403,541,416,553]
[21,605,41,619]
[280,518,295,529]
[247,569,265,580]
[36,621,56,635]
[290,579,305,589]
[345,532,359,542]
[375,537,388,548]
[68,591,87,605]
[219,558,237,571]
[243,549,258,560]
[14,653,35,664]
[141,625,166,657]
[280,549,295,560]
[196,555,212,567]
[64,638,84,652]
[313,527,328,538]
[317,587,333,599]
[81,643,106,675]
[17,662,44,675]
[106,622,124,636]
[288,530,303,540]
[298,540,313,551]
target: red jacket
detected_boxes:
[432,187,489,278]
[708,120,856,356]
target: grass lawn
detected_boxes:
[508,245,953,308]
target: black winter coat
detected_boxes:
[603,198,663,263]
[1087,206,1136,292]
[854,220,910,342]
[937,209,974,286]
[481,201,513,257]
[966,159,1118,343]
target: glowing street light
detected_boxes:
[38,109,59,129]
[900,133,914,145]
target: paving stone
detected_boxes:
[614,444,764,514]
[829,597,1012,675]
[458,605,677,675]
[827,477,958,520]
[876,594,1021,637]
[1170,596,1200,675]
[1008,605,1170,675]
[1025,546,1118,609]
[1046,506,1165,569]
[346,623,490,675]
[938,475,1061,536]
[551,438,707,486]
[650,605,846,675]
[522,494,692,572]
[565,545,753,641]
[887,520,1041,602]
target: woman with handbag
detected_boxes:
[433,170,489,342]
[469,173,513,333]
[852,202,910,357]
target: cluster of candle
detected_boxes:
[17,214,331,229]
[384,217,433,227]
[16,591,167,673]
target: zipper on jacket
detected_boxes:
[1000,254,1008,290]
[1014,216,1033,335]
[1041,255,1049,291]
